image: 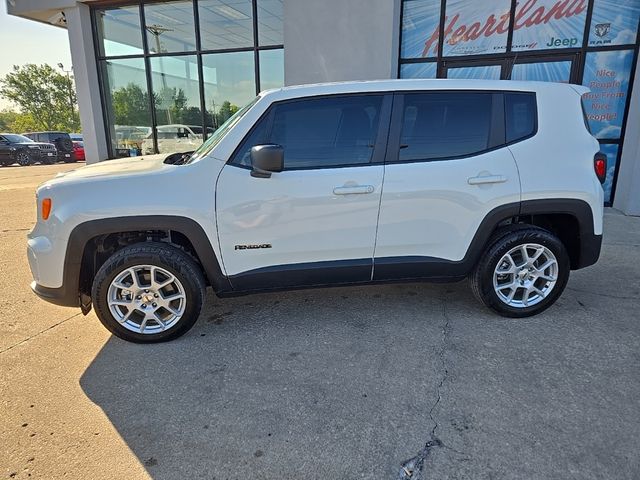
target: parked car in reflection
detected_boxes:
[23,131,77,162]
[72,141,85,161]
[0,133,57,166]
[141,124,212,154]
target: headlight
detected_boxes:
[9,147,16,151]
[28,145,39,149]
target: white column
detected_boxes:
[613,54,640,216]
[64,2,109,164]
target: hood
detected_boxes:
[44,154,172,186]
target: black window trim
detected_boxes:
[384,89,538,166]
[227,92,394,172]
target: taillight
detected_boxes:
[594,152,607,184]
[41,198,52,220]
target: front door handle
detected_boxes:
[467,174,507,185]
[333,185,375,195]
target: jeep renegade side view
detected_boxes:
[27,80,605,343]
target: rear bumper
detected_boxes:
[576,232,602,269]
[31,281,79,307]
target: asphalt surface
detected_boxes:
[1,162,639,479]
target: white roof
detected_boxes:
[261,79,588,102]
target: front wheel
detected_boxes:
[469,227,570,318]
[16,151,32,166]
[92,243,206,343]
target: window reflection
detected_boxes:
[202,51,256,130]
[258,0,283,46]
[95,1,284,158]
[101,58,152,157]
[259,49,284,91]
[199,0,254,50]
[144,1,196,53]
[149,55,203,154]
[96,6,144,56]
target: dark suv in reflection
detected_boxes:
[23,131,77,163]
[0,133,57,166]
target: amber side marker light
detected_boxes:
[41,198,52,220]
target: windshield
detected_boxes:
[187,96,260,164]
[3,134,33,143]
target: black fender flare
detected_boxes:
[33,215,231,307]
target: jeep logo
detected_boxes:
[235,244,272,250]
[546,36,579,47]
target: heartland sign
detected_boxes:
[422,0,587,57]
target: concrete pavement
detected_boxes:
[1,163,639,479]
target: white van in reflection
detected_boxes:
[141,125,214,154]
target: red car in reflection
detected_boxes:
[72,141,85,161]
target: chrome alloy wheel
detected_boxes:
[17,151,31,166]
[493,243,559,308]
[107,265,186,334]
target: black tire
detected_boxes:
[42,157,56,165]
[63,155,76,163]
[16,150,32,166]
[92,242,207,343]
[469,226,570,318]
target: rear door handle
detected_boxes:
[467,174,507,185]
[333,185,375,195]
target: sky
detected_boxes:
[0,2,72,109]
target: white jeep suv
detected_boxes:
[27,80,605,343]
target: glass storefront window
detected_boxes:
[400,62,438,79]
[144,1,197,53]
[589,0,640,47]
[447,64,501,79]
[259,49,285,90]
[582,49,634,139]
[510,60,572,82]
[442,0,511,56]
[511,0,587,52]
[202,51,256,129]
[149,55,202,154]
[401,0,441,58]
[598,143,619,203]
[198,0,254,50]
[95,6,144,57]
[258,0,283,46]
[100,58,152,157]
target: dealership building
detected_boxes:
[6,0,640,214]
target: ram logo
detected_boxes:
[235,243,272,251]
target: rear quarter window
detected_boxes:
[505,92,537,143]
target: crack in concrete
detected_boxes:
[396,297,459,479]
[566,286,640,301]
[0,312,81,354]
[0,228,31,234]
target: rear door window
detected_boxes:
[397,92,493,162]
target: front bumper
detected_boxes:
[31,281,80,307]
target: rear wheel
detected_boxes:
[470,227,570,317]
[63,155,76,163]
[92,243,206,343]
[16,151,32,166]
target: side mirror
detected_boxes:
[250,144,284,178]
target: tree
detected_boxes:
[215,100,239,127]
[111,83,153,126]
[0,109,38,133]
[0,64,80,132]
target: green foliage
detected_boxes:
[215,101,239,127]
[111,83,153,126]
[0,109,38,133]
[0,64,80,132]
